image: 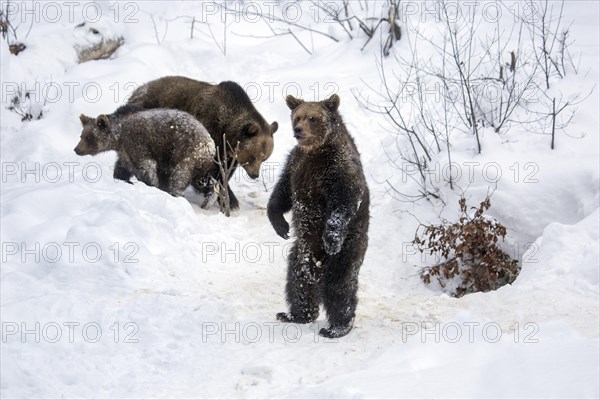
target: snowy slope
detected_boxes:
[1,1,598,398]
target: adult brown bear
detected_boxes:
[267,94,370,338]
[123,76,278,209]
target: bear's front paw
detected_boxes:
[270,216,290,239]
[322,231,343,255]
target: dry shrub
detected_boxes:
[414,196,519,297]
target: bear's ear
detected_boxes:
[323,94,340,112]
[244,122,260,136]
[285,95,304,111]
[270,121,278,135]
[80,114,92,125]
[97,114,109,130]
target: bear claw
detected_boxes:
[273,218,290,239]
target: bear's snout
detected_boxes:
[74,147,83,156]
[293,126,304,139]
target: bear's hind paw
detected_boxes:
[276,312,315,324]
[319,324,353,339]
[276,312,293,322]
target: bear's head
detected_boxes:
[234,120,278,180]
[74,114,113,156]
[285,94,340,151]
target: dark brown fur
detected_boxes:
[125,76,278,209]
[267,94,370,338]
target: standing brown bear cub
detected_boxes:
[267,94,370,338]
[125,76,279,209]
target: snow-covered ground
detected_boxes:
[1,1,598,398]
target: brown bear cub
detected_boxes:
[74,104,215,198]
[267,94,370,338]
[125,76,279,209]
